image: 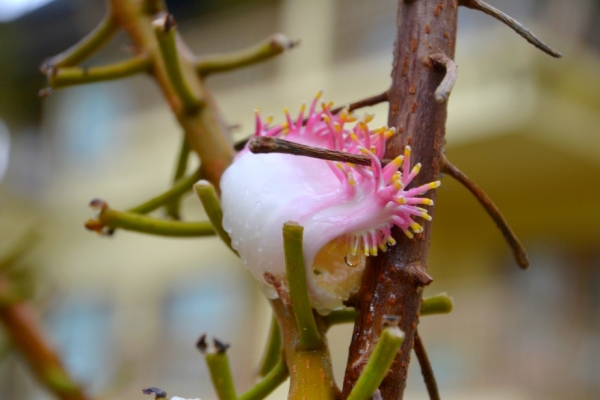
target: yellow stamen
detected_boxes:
[396,197,407,204]
[388,237,397,246]
[404,146,411,158]
[411,163,422,175]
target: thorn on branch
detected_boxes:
[233,90,389,151]
[428,53,457,104]
[409,265,434,286]
[459,0,562,58]
[441,156,529,269]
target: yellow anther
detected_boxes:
[323,115,330,123]
[394,181,402,190]
[315,90,323,99]
[370,146,376,153]
[283,107,289,114]
[421,198,433,206]
[392,156,404,166]
[364,114,374,123]
[327,101,334,109]
[300,102,306,113]
[404,230,414,239]
[281,122,288,129]
[404,146,411,157]
[336,163,344,171]
[385,130,395,139]
[422,214,433,221]
[396,197,407,204]
[266,115,274,124]
[411,163,422,174]
[350,133,359,142]
[359,147,369,154]
[410,222,423,232]
[416,207,427,212]
[370,247,378,256]
[388,237,397,246]
[429,181,441,189]
[334,123,342,132]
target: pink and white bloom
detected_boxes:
[220,93,439,312]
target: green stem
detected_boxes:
[239,358,288,400]
[282,222,320,351]
[346,326,405,400]
[205,352,237,400]
[127,168,202,215]
[164,137,191,219]
[85,201,214,237]
[41,13,117,70]
[323,293,454,327]
[258,315,282,377]
[419,293,453,316]
[195,34,296,77]
[48,55,151,89]
[153,14,203,112]
[193,181,237,255]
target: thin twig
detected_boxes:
[429,53,457,104]
[282,222,321,351]
[46,55,151,90]
[442,156,529,269]
[196,33,298,77]
[323,293,453,328]
[40,13,117,71]
[258,315,282,377]
[153,14,204,112]
[414,331,440,400]
[85,199,215,237]
[164,137,191,219]
[239,358,288,400]
[0,279,90,400]
[127,168,202,215]
[459,0,561,58]
[249,137,392,166]
[193,180,238,255]
[201,339,237,400]
[234,90,389,151]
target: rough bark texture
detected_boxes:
[343,1,458,399]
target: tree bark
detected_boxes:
[343,1,458,399]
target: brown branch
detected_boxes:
[248,137,392,166]
[429,53,457,104]
[459,0,562,58]
[0,278,90,400]
[441,156,529,269]
[414,331,440,400]
[343,1,458,398]
[233,90,389,151]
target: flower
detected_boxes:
[220,92,439,312]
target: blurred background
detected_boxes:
[0,0,600,399]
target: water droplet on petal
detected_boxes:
[344,250,361,268]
